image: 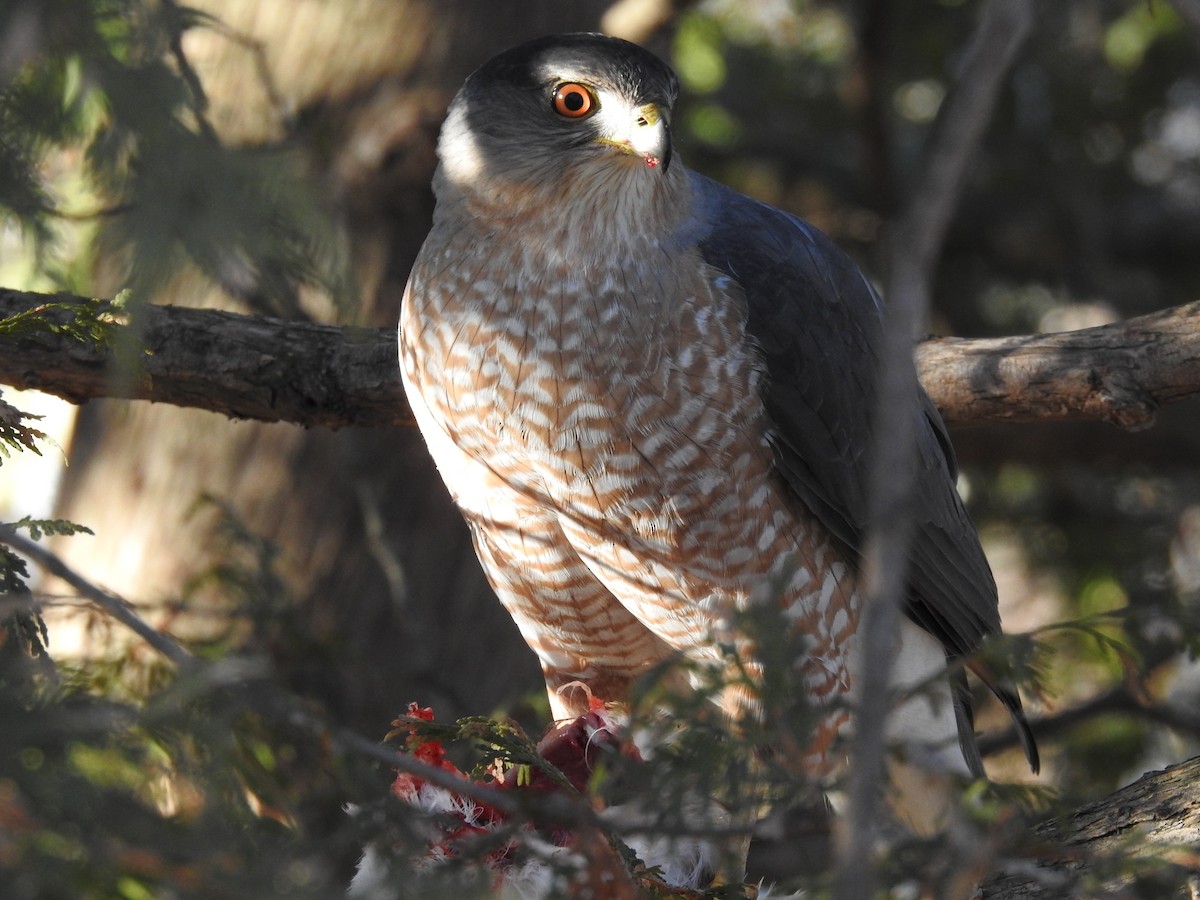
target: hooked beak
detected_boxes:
[596,101,672,172]
[629,102,672,172]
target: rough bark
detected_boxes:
[0,290,409,429]
[982,754,1200,898]
[3,289,1199,433]
[917,301,1200,431]
[749,754,1200,896]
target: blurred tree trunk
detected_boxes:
[51,1,628,732]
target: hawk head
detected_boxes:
[435,34,681,216]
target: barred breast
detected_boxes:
[400,222,860,751]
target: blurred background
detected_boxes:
[2,0,1199,895]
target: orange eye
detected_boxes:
[552,83,596,118]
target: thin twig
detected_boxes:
[835,2,1034,897]
[285,698,757,846]
[289,703,759,844]
[980,685,1200,760]
[50,203,134,222]
[0,526,194,667]
[192,6,292,125]
[160,0,218,142]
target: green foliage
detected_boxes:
[0,296,121,464]
[0,295,123,346]
[0,518,94,705]
[0,396,49,463]
[0,0,350,310]
[1105,1,1182,72]
[0,660,380,899]
[0,508,378,899]
[7,517,94,542]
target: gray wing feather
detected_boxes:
[687,171,1037,773]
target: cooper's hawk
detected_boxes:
[399,33,1037,780]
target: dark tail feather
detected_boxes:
[968,660,1040,774]
[950,667,986,779]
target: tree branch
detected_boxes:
[2,288,1200,432]
[982,754,1200,898]
[0,288,410,429]
[0,525,194,667]
[916,301,1200,430]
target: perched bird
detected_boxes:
[399,33,1037,794]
